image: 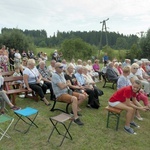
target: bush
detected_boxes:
[0,28,35,53]
[60,38,98,61]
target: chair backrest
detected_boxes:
[4,76,23,90]
[1,71,14,77]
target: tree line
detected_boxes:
[0,27,149,60]
[1,27,139,49]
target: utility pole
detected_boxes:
[136,31,146,38]
[98,18,109,57]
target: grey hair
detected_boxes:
[39,60,45,65]
[76,65,83,72]
[134,80,142,87]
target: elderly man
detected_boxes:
[38,61,55,100]
[106,62,119,82]
[75,65,98,108]
[47,59,56,76]
[51,62,85,125]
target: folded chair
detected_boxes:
[47,113,73,146]
[0,114,14,141]
[14,107,38,133]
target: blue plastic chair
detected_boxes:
[14,107,38,133]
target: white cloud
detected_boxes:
[0,0,150,36]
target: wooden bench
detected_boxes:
[3,76,39,105]
[105,106,123,131]
[102,73,116,89]
[50,99,71,114]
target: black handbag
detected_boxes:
[94,86,104,96]
[68,88,73,95]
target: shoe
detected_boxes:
[44,102,51,106]
[124,127,137,134]
[46,89,50,94]
[135,116,143,121]
[74,118,84,125]
[19,94,25,98]
[130,122,140,128]
[70,111,82,116]
[50,97,56,101]
[86,104,92,108]
[11,106,21,111]
[0,110,5,114]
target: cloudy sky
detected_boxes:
[0,0,150,37]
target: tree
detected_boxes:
[0,28,35,53]
[140,29,150,59]
[129,44,142,60]
[38,41,47,47]
[116,37,128,49]
[60,38,97,61]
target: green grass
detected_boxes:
[1,82,150,150]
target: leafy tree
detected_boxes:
[38,41,47,47]
[60,38,97,61]
[140,29,150,59]
[101,45,116,61]
[116,37,128,49]
[0,28,35,53]
[129,44,142,60]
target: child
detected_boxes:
[0,68,21,114]
[13,67,23,89]
[109,80,147,134]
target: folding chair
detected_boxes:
[0,96,8,112]
[47,113,73,147]
[14,107,38,134]
[0,114,14,141]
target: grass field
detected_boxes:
[1,81,150,150]
[36,47,55,60]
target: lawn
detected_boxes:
[1,81,150,150]
[36,47,55,60]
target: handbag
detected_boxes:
[68,88,73,95]
[94,86,104,96]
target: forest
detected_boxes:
[0,27,150,60]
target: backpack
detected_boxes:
[90,98,100,109]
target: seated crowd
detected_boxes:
[0,45,150,131]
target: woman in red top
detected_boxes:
[109,80,147,134]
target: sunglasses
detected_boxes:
[59,66,63,69]
[133,68,138,69]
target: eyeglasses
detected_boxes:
[133,68,138,69]
[59,66,63,69]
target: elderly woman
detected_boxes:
[128,63,150,120]
[113,62,120,76]
[130,63,150,96]
[93,59,102,81]
[23,59,50,105]
[106,62,119,82]
[64,64,87,111]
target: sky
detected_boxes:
[0,0,150,37]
